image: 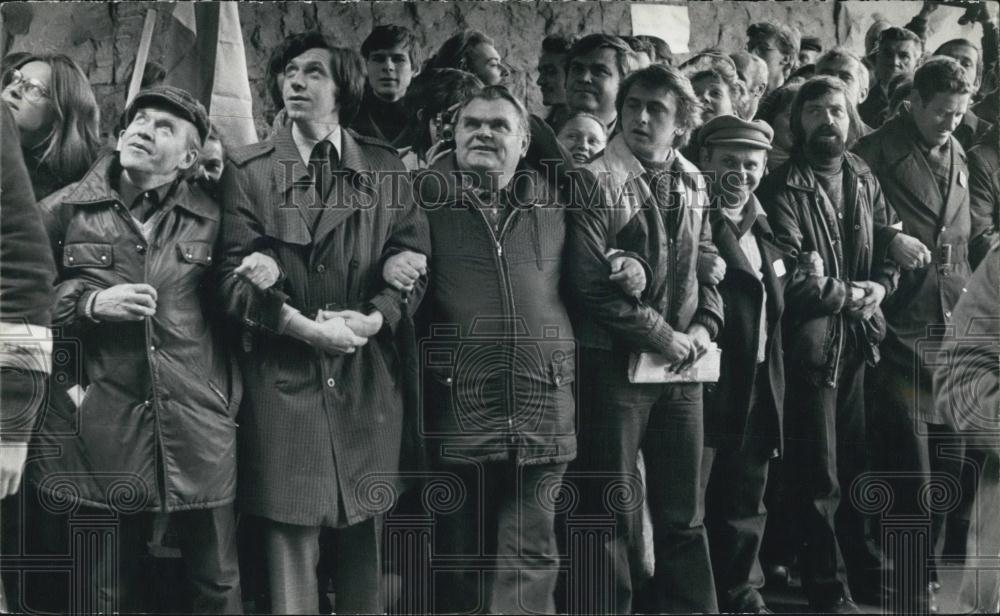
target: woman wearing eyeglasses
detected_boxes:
[2,54,102,199]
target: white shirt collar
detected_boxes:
[291,122,343,166]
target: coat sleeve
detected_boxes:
[853,139,902,274]
[691,211,724,340]
[968,146,999,270]
[868,176,900,295]
[214,163,290,334]
[564,179,680,355]
[367,170,431,334]
[762,183,849,318]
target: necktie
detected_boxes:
[308,141,338,203]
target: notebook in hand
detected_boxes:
[628,343,722,383]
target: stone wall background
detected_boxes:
[1,1,992,139]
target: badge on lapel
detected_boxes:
[958,170,967,188]
[772,258,787,278]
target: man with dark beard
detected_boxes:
[759,76,900,614]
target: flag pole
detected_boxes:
[125,9,158,108]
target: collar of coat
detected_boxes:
[783,149,872,192]
[876,111,967,168]
[587,132,708,207]
[59,153,219,221]
[270,123,373,195]
[416,154,553,209]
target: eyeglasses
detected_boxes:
[2,68,51,103]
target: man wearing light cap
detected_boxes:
[697,116,790,614]
[29,85,242,613]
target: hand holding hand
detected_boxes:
[235,252,281,290]
[92,284,158,321]
[310,315,369,355]
[608,255,647,298]
[318,309,384,338]
[697,253,727,285]
[383,250,427,291]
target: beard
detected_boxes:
[804,124,847,158]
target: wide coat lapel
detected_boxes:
[311,129,373,246]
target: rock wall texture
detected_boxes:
[1,1,991,138]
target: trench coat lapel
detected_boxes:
[941,140,969,228]
[883,117,945,220]
[270,126,314,246]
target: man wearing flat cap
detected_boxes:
[696,115,790,614]
[29,85,242,613]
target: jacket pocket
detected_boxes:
[177,241,213,265]
[548,354,576,387]
[787,316,836,370]
[63,242,113,268]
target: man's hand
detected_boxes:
[234,252,281,290]
[686,323,712,362]
[798,251,825,277]
[318,309,384,338]
[309,315,369,355]
[663,331,696,372]
[845,281,887,321]
[383,251,427,291]
[697,253,727,285]
[608,255,646,298]
[0,442,28,499]
[889,233,932,270]
[92,283,158,321]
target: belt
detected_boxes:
[931,242,968,265]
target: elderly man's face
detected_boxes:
[700,144,767,211]
[750,37,789,91]
[455,97,529,185]
[119,107,199,179]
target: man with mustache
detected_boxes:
[351,25,417,150]
[566,63,724,614]
[759,75,899,614]
[855,56,993,610]
[564,34,635,136]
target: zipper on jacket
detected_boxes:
[476,206,519,453]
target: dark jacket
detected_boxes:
[855,112,988,422]
[704,203,789,454]
[0,106,55,443]
[417,157,576,466]
[759,152,898,387]
[30,154,240,512]
[954,109,994,153]
[933,246,1000,451]
[859,85,889,130]
[566,135,724,355]
[217,126,430,527]
[968,126,1000,268]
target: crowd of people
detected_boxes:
[1,1,999,614]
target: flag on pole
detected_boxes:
[160,1,257,147]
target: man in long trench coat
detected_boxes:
[216,33,429,614]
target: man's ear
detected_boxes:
[520,131,531,158]
[178,147,200,172]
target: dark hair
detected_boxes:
[403,68,483,158]
[637,35,673,65]
[789,75,863,149]
[623,36,655,60]
[542,33,576,55]
[747,22,800,57]
[912,55,974,101]
[616,64,702,147]
[934,38,983,87]
[886,74,913,117]
[876,27,923,55]
[423,29,495,74]
[277,32,366,124]
[788,62,816,81]
[756,80,803,125]
[266,38,293,110]
[566,34,634,80]
[7,54,102,186]
[816,47,864,73]
[361,24,419,65]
